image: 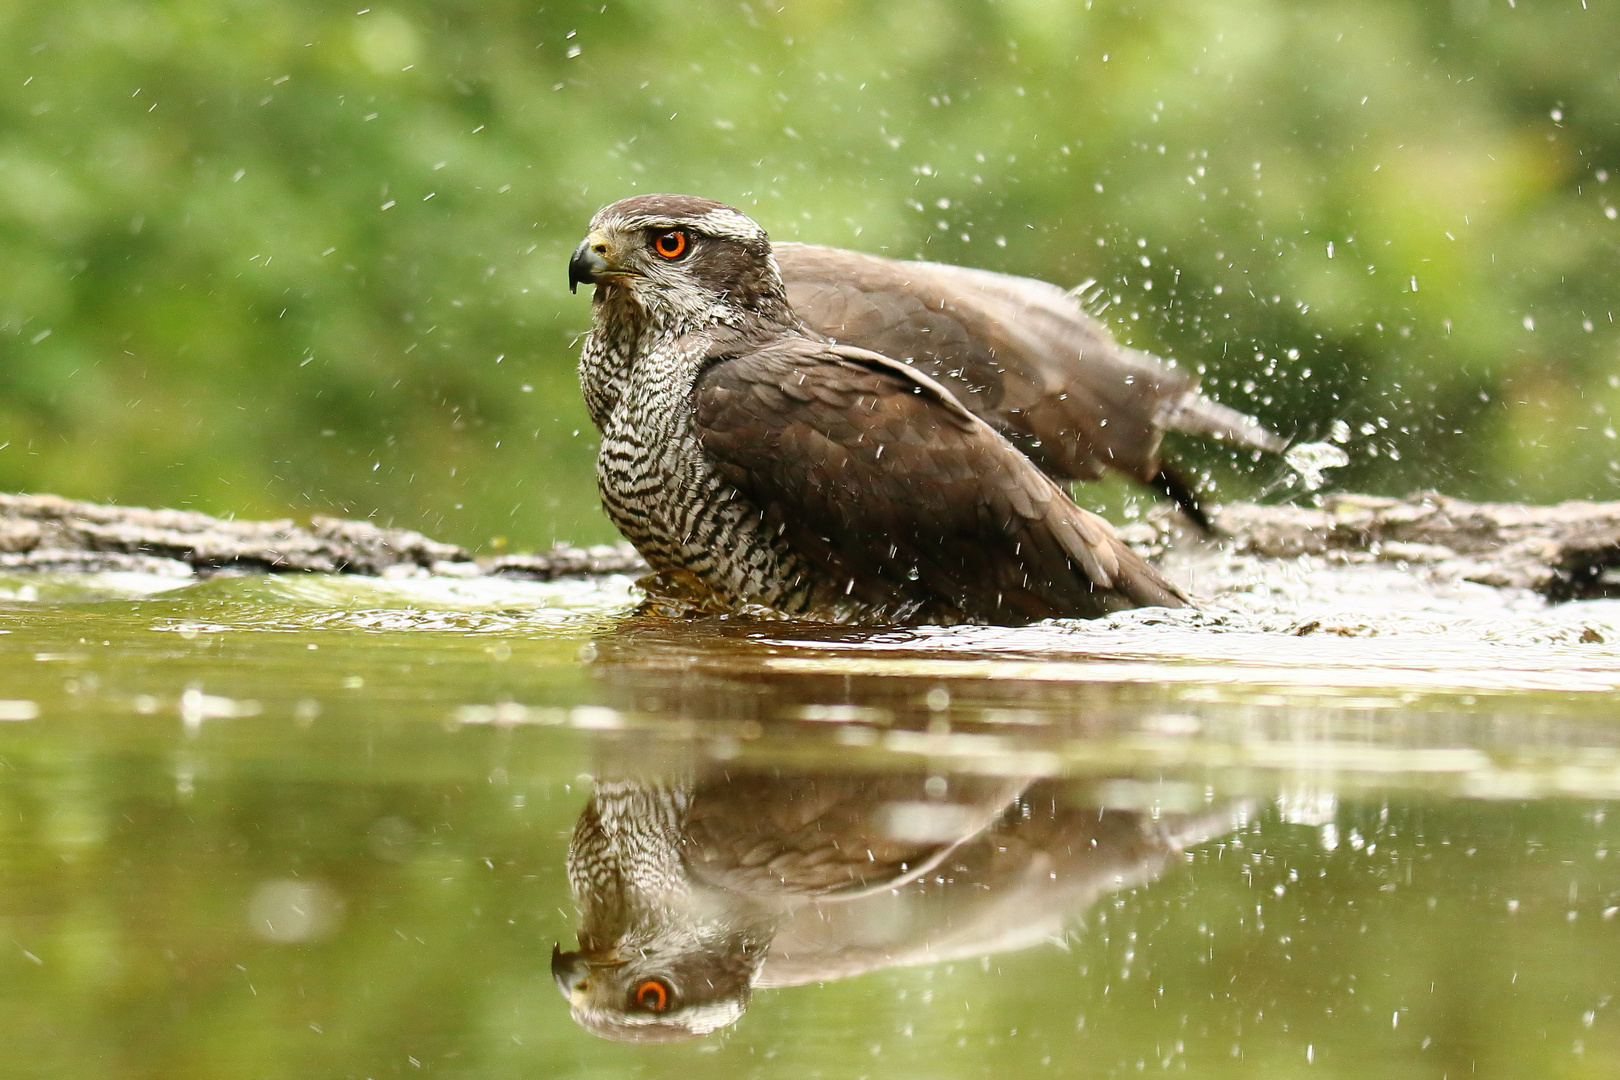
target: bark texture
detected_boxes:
[2,490,1616,602]
[1205,492,1620,600]
[0,492,644,581]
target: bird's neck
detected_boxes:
[570,779,696,949]
[578,288,663,431]
[580,284,800,432]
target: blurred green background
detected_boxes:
[1,0,1617,551]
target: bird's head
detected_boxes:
[569,194,791,329]
[551,910,770,1042]
[552,778,774,1041]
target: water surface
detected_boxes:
[0,561,1617,1078]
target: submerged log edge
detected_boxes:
[1,490,1617,601]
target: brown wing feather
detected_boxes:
[776,242,1284,485]
[758,794,1246,988]
[681,773,1025,899]
[692,336,1187,623]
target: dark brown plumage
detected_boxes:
[693,334,1184,622]
[570,194,1269,624]
[774,244,1286,526]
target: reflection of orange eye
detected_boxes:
[634,979,670,1012]
[652,230,689,259]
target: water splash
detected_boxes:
[1284,441,1351,491]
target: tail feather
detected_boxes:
[1158,390,1288,454]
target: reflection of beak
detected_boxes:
[568,231,619,294]
[552,944,590,1002]
[553,943,629,1005]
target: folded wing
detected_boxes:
[692,335,1187,623]
[681,773,1028,900]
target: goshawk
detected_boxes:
[568,194,1280,624]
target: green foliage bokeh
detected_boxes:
[1,0,1617,549]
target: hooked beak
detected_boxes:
[568,232,620,294]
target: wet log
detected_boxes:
[1,490,1616,600]
[1207,492,1620,600]
[0,492,644,581]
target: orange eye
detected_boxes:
[652,229,689,259]
[633,979,670,1012]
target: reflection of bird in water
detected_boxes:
[552,769,1242,1042]
[569,194,1283,624]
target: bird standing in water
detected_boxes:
[568,194,1280,624]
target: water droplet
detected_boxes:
[248,878,344,942]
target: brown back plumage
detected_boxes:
[777,243,1286,489]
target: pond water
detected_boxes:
[1,561,1618,1079]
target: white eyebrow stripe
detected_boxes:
[688,208,767,242]
[598,209,767,245]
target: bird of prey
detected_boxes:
[552,768,1242,1042]
[567,194,1278,624]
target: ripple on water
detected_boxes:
[4,555,1618,693]
[142,572,644,634]
[747,558,1620,695]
